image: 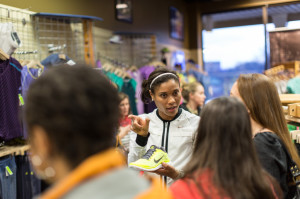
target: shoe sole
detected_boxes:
[129,163,163,171]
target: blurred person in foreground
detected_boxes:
[25,65,172,199]
[170,97,282,199]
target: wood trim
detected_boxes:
[83,19,95,67]
[199,0,300,14]
[285,115,300,124]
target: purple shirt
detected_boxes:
[21,66,41,138]
[138,66,156,113]
[0,57,23,140]
[127,70,143,114]
[139,65,155,79]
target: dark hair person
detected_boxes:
[25,65,172,198]
[128,67,200,185]
[231,73,300,198]
[170,97,282,199]
[181,81,206,116]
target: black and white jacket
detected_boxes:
[128,108,200,186]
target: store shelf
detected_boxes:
[280,94,300,104]
[0,145,30,158]
[285,115,300,124]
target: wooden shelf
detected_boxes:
[0,145,30,158]
[285,115,300,124]
[280,94,300,104]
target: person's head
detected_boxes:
[174,63,182,71]
[141,67,181,120]
[25,65,120,182]
[185,97,276,198]
[182,82,206,107]
[231,73,300,167]
[230,74,281,124]
[118,92,130,118]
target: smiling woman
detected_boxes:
[128,67,200,186]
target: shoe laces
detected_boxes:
[142,148,156,160]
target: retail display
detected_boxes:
[1,1,299,198]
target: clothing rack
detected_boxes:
[99,54,129,68]
[48,44,66,52]
[0,145,30,157]
[13,50,38,55]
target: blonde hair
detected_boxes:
[182,82,203,102]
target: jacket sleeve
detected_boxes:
[128,131,147,164]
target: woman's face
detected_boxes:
[190,85,206,107]
[151,79,181,120]
[230,81,242,100]
[119,98,130,117]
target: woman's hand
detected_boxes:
[128,115,150,137]
[152,162,179,179]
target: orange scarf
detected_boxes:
[40,149,173,199]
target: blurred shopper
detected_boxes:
[171,97,282,199]
[231,73,300,199]
[181,82,206,115]
[25,65,172,199]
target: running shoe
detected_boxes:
[129,145,170,171]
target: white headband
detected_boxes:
[149,73,178,89]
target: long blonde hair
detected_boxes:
[181,82,203,102]
[237,73,300,167]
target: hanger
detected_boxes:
[102,63,114,72]
[0,48,9,60]
[148,61,166,68]
[27,60,38,69]
[129,65,138,72]
[114,68,123,77]
[123,72,131,79]
[59,53,66,60]
[20,60,30,67]
[26,60,44,79]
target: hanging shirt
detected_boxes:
[20,66,42,139]
[287,77,300,94]
[41,53,71,68]
[139,66,156,113]
[21,66,42,100]
[127,70,144,114]
[121,78,138,115]
[105,72,124,91]
[0,57,23,140]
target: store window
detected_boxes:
[202,9,265,99]
[201,3,300,100]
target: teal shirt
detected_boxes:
[287,77,300,94]
[106,72,124,91]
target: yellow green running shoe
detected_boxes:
[129,145,170,171]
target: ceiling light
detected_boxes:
[116,4,128,9]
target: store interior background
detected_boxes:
[1,0,300,100]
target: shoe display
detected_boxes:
[129,145,170,171]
